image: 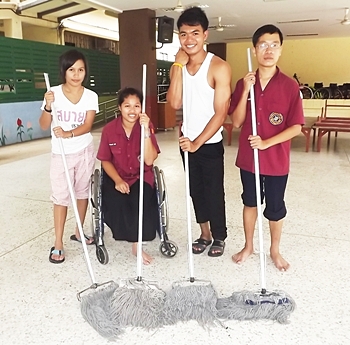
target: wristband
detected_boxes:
[172,62,183,69]
[144,130,151,139]
[44,105,52,113]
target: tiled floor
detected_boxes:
[1,127,350,345]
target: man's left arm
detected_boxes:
[191,59,232,150]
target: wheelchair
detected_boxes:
[89,166,178,265]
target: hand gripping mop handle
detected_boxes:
[43,73,96,286]
[182,67,195,283]
[136,64,146,282]
[247,49,267,294]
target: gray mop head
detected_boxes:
[111,280,166,329]
[80,282,123,339]
[163,282,218,327]
[216,290,296,324]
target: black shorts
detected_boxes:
[240,169,288,221]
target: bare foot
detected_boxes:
[131,244,154,265]
[270,251,290,271]
[232,246,253,264]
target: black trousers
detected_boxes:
[181,141,227,241]
[102,173,158,242]
[240,169,288,221]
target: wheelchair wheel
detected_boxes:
[91,169,100,238]
[332,88,343,99]
[159,240,178,258]
[314,87,330,99]
[93,169,100,209]
[300,86,313,99]
[96,245,109,265]
[154,166,169,232]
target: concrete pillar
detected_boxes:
[119,8,158,128]
[3,15,23,39]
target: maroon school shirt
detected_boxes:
[97,116,160,187]
[229,67,304,176]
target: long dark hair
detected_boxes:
[59,49,88,83]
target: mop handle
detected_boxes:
[247,49,266,292]
[43,73,96,286]
[182,67,195,282]
[136,64,146,281]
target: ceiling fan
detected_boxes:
[159,0,200,13]
[208,17,236,32]
[339,8,350,25]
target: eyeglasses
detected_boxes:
[256,42,281,50]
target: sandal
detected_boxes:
[70,234,94,245]
[208,240,225,257]
[49,247,65,264]
[192,238,212,254]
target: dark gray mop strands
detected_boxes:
[163,283,218,327]
[111,282,166,329]
[80,282,123,339]
[216,290,296,324]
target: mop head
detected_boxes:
[216,290,296,324]
[110,280,166,329]
[163,282,218,327]
[80,281,123,339]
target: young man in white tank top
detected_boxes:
[167,7,232,257]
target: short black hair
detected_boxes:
[118,87,143,106]
[59,49,88,83]
[252,24,283,47]
[177,7,209,31]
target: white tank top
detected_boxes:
[182,52,222,144]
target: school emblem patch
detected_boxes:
[269,112,283,125]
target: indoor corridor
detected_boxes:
[1,127,349,345]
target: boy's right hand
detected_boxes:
[243,72,256,93]
[44,91,55,108]
[174,48,189,66]
[115,179,130,194]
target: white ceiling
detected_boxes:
[95,0,350,43]
[16,0,350,43]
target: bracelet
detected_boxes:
[44,105,52,113]
[71,130,74,138]
[172,62,183,69]
[144,130,151,139]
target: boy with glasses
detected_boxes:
[228,24,304,271]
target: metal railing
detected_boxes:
[94,97,119,126]
[95,85,171,127]
[157,84,169,102]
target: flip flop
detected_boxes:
[70,234,94,245]
[192,238,212,254]
[49,247,65,264]
[208,240,225,257]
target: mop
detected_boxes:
[109,64,166,329]
[43,74,121,339]
[216,49,296,324]
[162,67,218,328]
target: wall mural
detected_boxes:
[0,101,50,146]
